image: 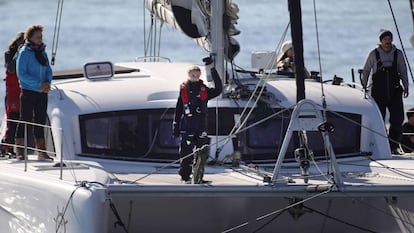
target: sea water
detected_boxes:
[0,0,413,111]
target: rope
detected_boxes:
[213,22,291,157]
[311,0,339,178]
[386,0,414,83]
[302,205,378,233]
[366,156,414,180]
[131,107,294,183]
[51,0,64,66]
[55,185,81,233]
[55,182,131,233]
[339,191,414,231]
[109,197,129,233]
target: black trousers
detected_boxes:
[178,133,209,180]
[15,89,48,139]
[4,112,19,143]
[373,91,404,150]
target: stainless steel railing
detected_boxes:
[0,118,64,179]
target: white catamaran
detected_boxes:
[0,0,414,232]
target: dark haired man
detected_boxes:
[361,29,409,155]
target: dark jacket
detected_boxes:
[174,67,222,135]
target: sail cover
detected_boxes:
[171,0,209,38]
[146,0,210,51]
[146,0,240,61]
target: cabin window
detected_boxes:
[157,119,180,148]
[78,109,361,163]
[237,111,361,162]
[79,110,177,161]
[78,108,232,161]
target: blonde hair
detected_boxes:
[187,65,201,74]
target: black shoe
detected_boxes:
[391,148,403,155]
[6,151,16,159]
[181,177,191,184]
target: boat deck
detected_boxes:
[2,154,414,193]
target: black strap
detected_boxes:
[392,49,398,70]
[374,49,383,70]
[375,48,398,70]
[109,199,129,233]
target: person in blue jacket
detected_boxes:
[15,24,53,160]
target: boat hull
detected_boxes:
[105,186,414,233]
[0,166,107,233]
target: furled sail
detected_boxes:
[146,0,211,52]
[146,0,240,61]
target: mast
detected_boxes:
[211,0,225,82]
[288,0,306,102]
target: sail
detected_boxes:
[146,0,210,52]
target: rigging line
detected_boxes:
[51,0,64,66]
[156,22,163,59]
[251,210,286,233]
[222,188,333,233]
[70,181,129,232]
[216,22,291,152]
[150,21,157,59]
[55,185,82,233]
[327,106,407,152]
[320,105,390,144]
[296,103,334,183]
[302,205,377,233]
[130,144,208,183]
[60,131,79,183]
[232,75,269,134]
[147,20,155,58]
[340,160,414,180]
[132,107,295,183]
[153,14,158,61]
[141,107,170,158]
[256,188,332,221]
[232,105,295,136]
[339,191,414,230]
[309,149,332,182]
[312,0,324,89]
[230,166,269,182]
[143,0,147,57]
[145,2,157,58]
[312,0,331,144]
[311,1,335,178]
[231,21,290,134]
[387,0,414,83]
[320,198,333,232]
[109,198,129,233]
[365,156,414,180]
